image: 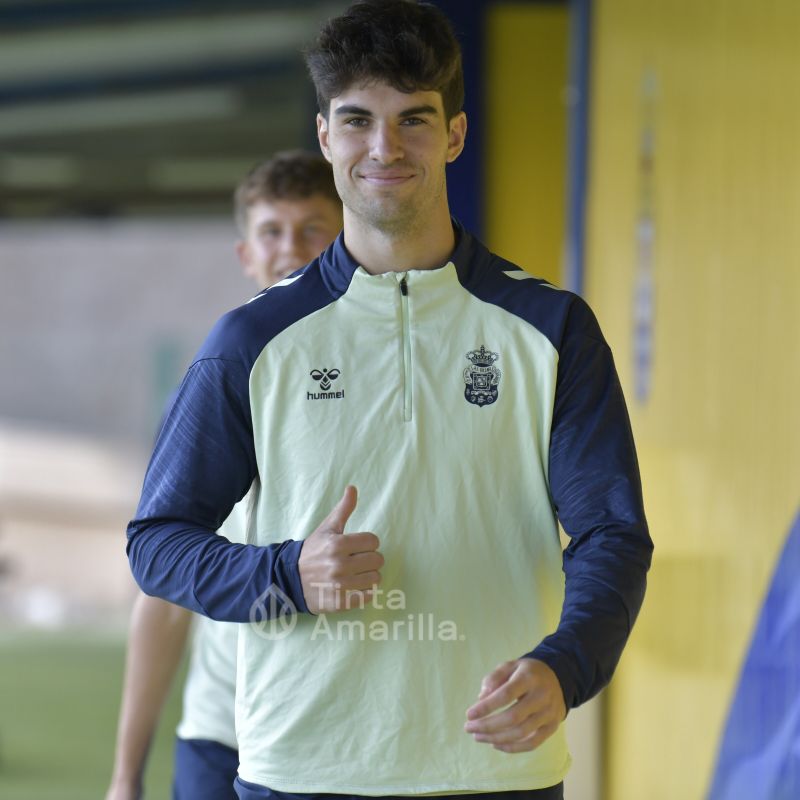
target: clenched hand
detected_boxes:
[464,658,566,753]
[298,486,383,614]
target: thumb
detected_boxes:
[324,485,358,535]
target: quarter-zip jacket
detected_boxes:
[128,222,651,793]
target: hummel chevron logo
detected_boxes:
[308,368,344,400]
[310,368,339,390]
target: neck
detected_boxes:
[342,203,456,274]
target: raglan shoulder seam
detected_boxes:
[189,355,251,369]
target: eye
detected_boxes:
[345,117,369,128]
[401,117,425,126]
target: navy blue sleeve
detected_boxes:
[126,353,309,621]
[526,297,653,709]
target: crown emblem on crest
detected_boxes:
[463,345,501,408]
[465,346,499,367]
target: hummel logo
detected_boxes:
[310,368,340,391]
[308,368,344,400]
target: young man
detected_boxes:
[127,2,653,799]
[106,151,342,800]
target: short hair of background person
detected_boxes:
[304,0,464,122]
[233,149,340,236]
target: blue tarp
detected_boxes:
[709,510,800,799]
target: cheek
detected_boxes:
[331,137,362,164]
[298,235,330,261]
[254,240,277,258]
[311,231,336,249]
[251,242,281,272]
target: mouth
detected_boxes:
[274,261,304,280]
[359,172,415,186]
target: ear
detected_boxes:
[317,113,332,163]
[446,111,467,164]
[235,240,256,280]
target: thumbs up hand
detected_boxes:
[298,486,384,614]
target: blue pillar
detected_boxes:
[430,0,486,237]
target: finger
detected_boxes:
[470,707,552,744]
[477,660,516,702]
[335,572,382,593]
[491,722,558,753]
[323,485,358,534]
[338,531,381,555]
[346,551,384,574]
[467,663,523,720]
[465,694,539,735]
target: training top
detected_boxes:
[128,222,652,794]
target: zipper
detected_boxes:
[399,275,412,422]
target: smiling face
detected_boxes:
[316,82,466,236]
[236,195,343,289]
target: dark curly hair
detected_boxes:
[305,0,464,122]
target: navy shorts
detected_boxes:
[233,778,564,800]
[173,736,239,800]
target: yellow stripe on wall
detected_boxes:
[484,3,568,285]
[585,2,800,798]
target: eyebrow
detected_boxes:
[334,104,439,118]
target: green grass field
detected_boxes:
[0,629,185,800]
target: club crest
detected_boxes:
[463,346,501,407]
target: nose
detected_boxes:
[369,122,403,164]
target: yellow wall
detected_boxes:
[586,2,800,797]
[485,4,568,285]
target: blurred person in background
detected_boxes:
[105,151,342,800]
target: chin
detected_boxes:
[271,265,301,283]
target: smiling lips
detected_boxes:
[359,171,415,185]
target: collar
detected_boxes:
[316,218,491,297]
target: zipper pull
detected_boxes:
[400,276,408,296]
